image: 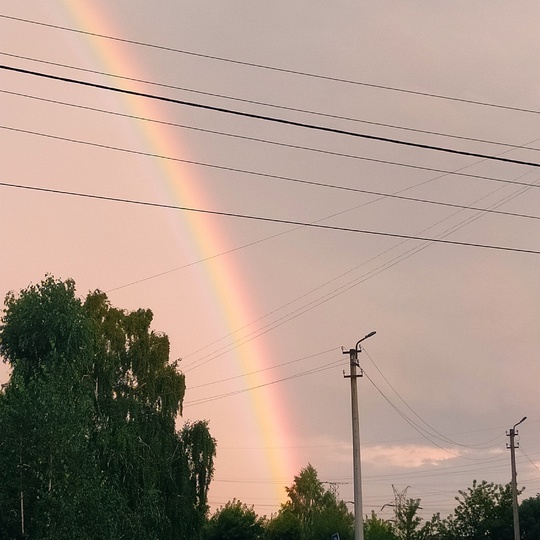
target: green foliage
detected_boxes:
[393,497,425,540]
[1,277,92,378]
[520,493,540,540]
[264,508,303,540]
[0,277,216,540]
[272,463,354,540]
[205,499,266,540]
[364,511,397,540]
[438,480,515,540]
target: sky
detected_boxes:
[1,0,539,522]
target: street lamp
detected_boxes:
[344,331,376,540]
[507,416,526,540]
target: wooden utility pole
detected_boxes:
[344,331,376,540]
[507,416,526,540]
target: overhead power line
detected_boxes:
[5,123,538,191]
[2,13,539,116]
[185,359,345,407]
[2,53,539,153]
[362,349,503,451]
[2,64,540,168]
[4,124,540,220]
[10,89,540,176]
[180,170,540,372]
[2,181,540,256]
[187,347,337,389]
[362,370,485,461]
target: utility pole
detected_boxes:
[343,331,376,540]
[507,416,526,540]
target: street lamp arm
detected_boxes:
[356,331,377,350]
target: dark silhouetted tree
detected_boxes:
[438,480,514,540]
[364,511,397,540]
[205,499,266,540]
[0,277,215,540]
[264,507,302,540]
[271,464,354,540]
[520,493,540,540]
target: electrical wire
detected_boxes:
[2,181,539,256]
[2,64,540,168]
[188,347,337,390]
[362,369,496,461]
[4,84,532,356]
[2,13,540,116]
[5,147,537,375]
[2,54,540,153]
[5,91,540,221]
[362,348,505,450]
[6,122,538,191]
[2,54,536,386]
[3,135,538,374]
[178,166,540,373]
[180,132,540,370]
[184,359,345,407]
[4,121,540,229]
[106,136,540,368]
[5,88,540,181]
[519,447,540,474]
[212,454,516,485]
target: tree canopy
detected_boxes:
[204,499,266,540]
[268,463,354,540]
[519,493,540,540]
[438,480,515,540]
[0,277,216,540]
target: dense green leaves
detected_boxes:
[0,277,215,540]
[394,497,424,540]
[520,493,540,540]
[204,499,266,540]
[364,511,397,540]
[441,480,515,540]
[269,463,354,540]
[264,507,303,540]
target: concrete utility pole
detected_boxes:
[507,416,526,540]
[344,331,376,540]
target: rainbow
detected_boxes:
[59,2,294,508]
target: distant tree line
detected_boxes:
[204,466,540,540]
[0,277,538,539]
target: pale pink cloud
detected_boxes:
[363,445,460,468]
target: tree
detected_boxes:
[393,497,424,540]
[0,277,117,539]
[520,493,540,540]
[264,507,302,540]
[0,277,216,539]
[274,464,354,540]
[440,480,515,540]
[363,511,396,540]
[205,499,266,540]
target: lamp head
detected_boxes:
[356,331,377,350]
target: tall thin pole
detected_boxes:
[507,416,526,540]
[349,347,364,540]
[344,331,375,540]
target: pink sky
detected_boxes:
[1,1,539,519]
